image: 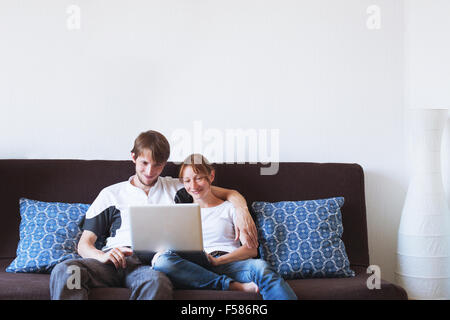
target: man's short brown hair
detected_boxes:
[131,130,170,163]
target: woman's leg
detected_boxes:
[211,259,298,300]
[152,251,234,290]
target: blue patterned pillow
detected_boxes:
[6,198,90,273]
[252,197,355,279]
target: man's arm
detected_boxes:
[210,186,258,249]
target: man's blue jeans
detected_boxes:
[152,251,297,300]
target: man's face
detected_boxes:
[132,149,166,187]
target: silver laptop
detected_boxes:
[129,204,209,266]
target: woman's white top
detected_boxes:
[200,201,241,254]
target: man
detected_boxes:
[49,130,258,300]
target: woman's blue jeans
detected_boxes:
[152,251,297,300]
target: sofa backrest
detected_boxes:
[0,160,369,267]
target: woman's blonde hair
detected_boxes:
[179,154,215,183]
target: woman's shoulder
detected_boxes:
[203,200,234,215]
[219,201,237,219]
[219,200,235,210]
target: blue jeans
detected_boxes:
[152,251,297,300]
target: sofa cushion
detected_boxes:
[0,258,51,299]
[0,259,406,300]
[253,197,355,279]
[0,258,262,300]
[6,198,89,273]
[287,266,407,300]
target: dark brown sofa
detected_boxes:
[0,159,407,300]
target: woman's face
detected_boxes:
[181,166,214,201]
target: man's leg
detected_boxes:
[152,251,234,290]
[124,255,173,300]
[49,258,123,300]
[211,259,298,300]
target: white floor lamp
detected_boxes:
[396,107,450,300]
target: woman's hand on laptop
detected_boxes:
[234,207,259,249]
[101,247,133,269]
[206,254,220,267]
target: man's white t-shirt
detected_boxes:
[201,201,241,254]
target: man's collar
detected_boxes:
[127,175,161,194]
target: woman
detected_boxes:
[152,154,297,300]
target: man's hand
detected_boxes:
[234,207,258,249]
[100,247,133,269]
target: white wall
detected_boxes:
[0,0,428,283]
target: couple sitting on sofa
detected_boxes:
[50,130,296,300]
